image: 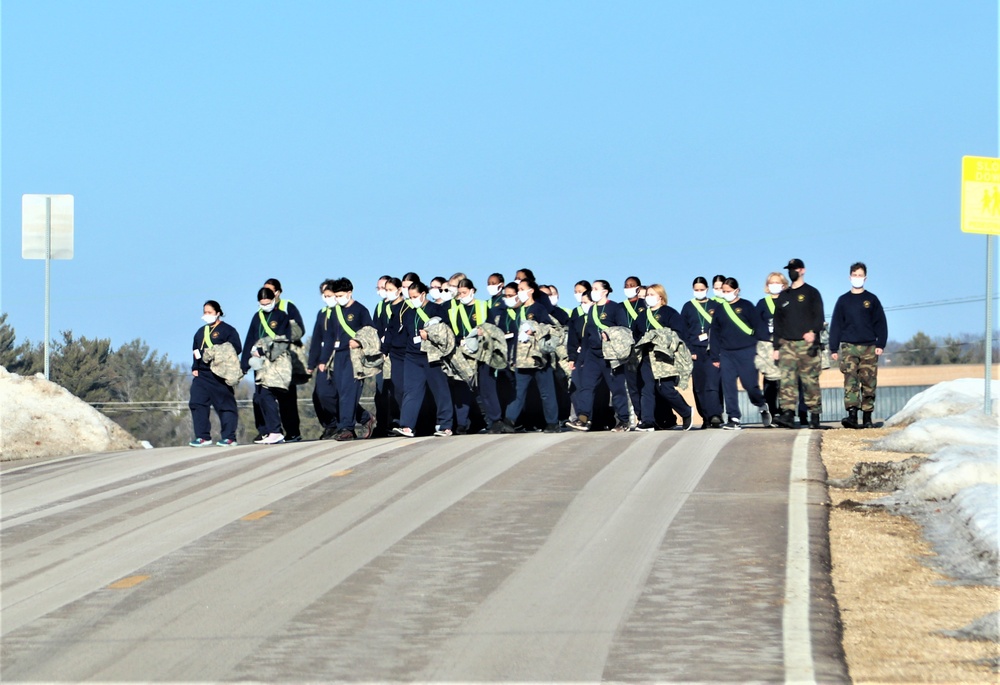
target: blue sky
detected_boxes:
[2,1,998,366]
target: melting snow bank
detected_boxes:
[0,366,141,460]
[841,379,999,643]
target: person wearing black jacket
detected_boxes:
[241,287,291,444]
[189,300,242,447]
[771,258,825,429]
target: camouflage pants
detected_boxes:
[838,343,878,411]
[778,339,821,413]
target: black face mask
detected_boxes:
[788,269,800,283]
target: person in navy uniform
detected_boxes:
[373,276,405,435]
[709,277,771,430]
[680,277,725,428]
[189,300,242,446]
[499,279,561,433]
[756,271,789,419]
[262,278,304,442]
[309,277,374,441]
[566,279,631,432]
[620,275,645,426]
[632,284,693,431]
[389,281,455,437]
[241,287,291,445]
[483,282,520,432]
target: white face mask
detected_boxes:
[693,290,708,300]
[335,295,350,307]
[517,289,530,303]
[439,289,454,303]
[582,302,593,313]
[722,291,737,302]
[644,295,660,307]
[574,292,584,303]
[202,313,219,324]
[503,296,518,308]
[377,288,388,300]
[767,283,783,295]
[323,295,336,307]
[591,290,605,303]
[487,283,502,297]
[408,296,423,308]
[260,302,275,313]
[549,295,559,306]
[850,276,866,289]
[459,293,475,305]
[513,279,521,285]
[385,290,399,301]
[624,287,638,299]
[713,288,723,299]
[428,288,442,302]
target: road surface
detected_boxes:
[1,429,847,682]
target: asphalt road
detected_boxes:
[1,429,848,682]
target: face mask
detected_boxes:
[624,287,638,299]
[503,296,518,308]
[517,289,530,303]
[202,314,218,324]
[385,290,399,301]
[487,283,502,297]
[323,295,336,307]
[767,283,783,295]
[377,288,387,300]
[260,303,275,313]
[459,293,475,305]
[513,279,521,285]
[644,295,659,307]
[439,289,454,302]
[549,296,559,306]
[582,302,593,313]
[722,291,737,302]
[788,269,800,283]
[428,288,442,302]
[574,292,584,303]
[591,290,605,303]
[850,276,866,289]
[713,288,723,299]
[336,295,350,307]
[408,297,423,308]
[693,290,708,300]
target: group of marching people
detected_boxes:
[189,259,888,445]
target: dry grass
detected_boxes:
[823,428,1000,684]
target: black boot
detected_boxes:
[809,412,822,429]
[497,418,517,434]
[773,409,796,428]
[841,408,859,429]
[798,411,808,427]
[862,411,874,429]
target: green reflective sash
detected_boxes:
[450,300,488,335]
[258,310,277,339]
[623,298,639,322]
[646,308,663,330]
[766,297,776,315]
[202,325,214,348]
[590,304,609,331]
[691,299,713,325]
[722,301,753,336]
[335,305,357,339]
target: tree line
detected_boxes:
[0,313,994,447]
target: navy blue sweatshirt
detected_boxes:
[829,290,888,351]
[582,300,628,354]
[392,300,446,359]
[567,305,590,363]
[241,308,291,372]
[631,304,684,339]
[276,299,305,338]
[192,321,242,377]
[708,298,766,362]
[773,283,824,347]
[489,302,520,364]
[621,297,646,326]
[756,296,779,337]
[680,298,718,352]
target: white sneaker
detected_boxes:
[392,426,415,438]
[434,428,453,437]
[255,433,285,444]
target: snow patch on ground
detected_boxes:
[0,366,141,460]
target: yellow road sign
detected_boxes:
[961,156,1000,235]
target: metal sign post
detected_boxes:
[22,194,74,380]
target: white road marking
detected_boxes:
[783,431,816,684]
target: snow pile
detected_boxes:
[868,379,999,588]
[0,366,141,461]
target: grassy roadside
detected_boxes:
[822,427,999,683]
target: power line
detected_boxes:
[882,295,996,312]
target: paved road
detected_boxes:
[1,429,847,682]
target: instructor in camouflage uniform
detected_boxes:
[771,258,825,429]
[828,262,887,429]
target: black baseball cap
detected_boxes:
[785,258,805,270]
